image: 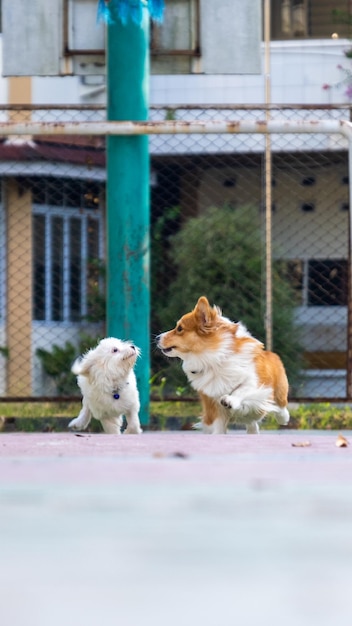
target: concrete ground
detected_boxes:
[1,430,352,626]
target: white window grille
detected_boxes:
[32,180,104,323]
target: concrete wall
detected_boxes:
[150,40,352,106]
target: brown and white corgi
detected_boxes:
[157,296,289,434]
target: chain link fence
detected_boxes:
[0,104,351,402]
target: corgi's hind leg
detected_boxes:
[211,416,228,434]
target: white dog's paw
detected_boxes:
[220,395,240,411]
[124,424,143,434]
[68,417,86,431]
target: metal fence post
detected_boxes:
[106,10,150,426]
[264,0,273,352]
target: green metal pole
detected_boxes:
[106,9,150,426]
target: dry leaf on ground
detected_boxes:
[291,441,311,447]
[152,451,189,459]
[336,434,349,448]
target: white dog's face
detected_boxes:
[76,337,140,381]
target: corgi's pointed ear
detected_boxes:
[194,296,215,327]
[196,296,210,309]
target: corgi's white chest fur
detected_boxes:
[182,336,260,399]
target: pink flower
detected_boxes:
[344,84,352,99]
[322,83,331,90]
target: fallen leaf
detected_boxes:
[291,441,311,447]
[152,451,189,459]
[336,434,349,448]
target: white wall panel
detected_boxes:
[3,0,62,76]
[200,0,262,74]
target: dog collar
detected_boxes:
[112,381,129,399]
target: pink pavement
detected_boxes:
[1,430,351,488]
[2,430,352,626]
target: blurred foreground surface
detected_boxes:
[1,431,352,626]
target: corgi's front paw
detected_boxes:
[220,395,240,411]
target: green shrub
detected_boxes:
[36,333,102,395]
[85,259,106,324]
[153,204,304,392]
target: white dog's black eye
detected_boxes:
[112,347,119,353]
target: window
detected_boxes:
[270,1,352,40]
[276,258,348,306]
[151,0,200,56]
[308,259,347,306]
[32,179,104,323]
[151,0,200,73]
[271,0,308,39]
[281,0,307,37]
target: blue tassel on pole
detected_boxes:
[97,0,114,23]
[148,0,164,22]
[97,0,164,25]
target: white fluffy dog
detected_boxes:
[68,337,142,434]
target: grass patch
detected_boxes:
[0,402,83,433]
[286,403,352,430]
[151,401,352,431]
[149,400,202,430]
[0,402,81,419]
[1,401,352,432]
[261,403,352,430]
[0,400,202,432]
